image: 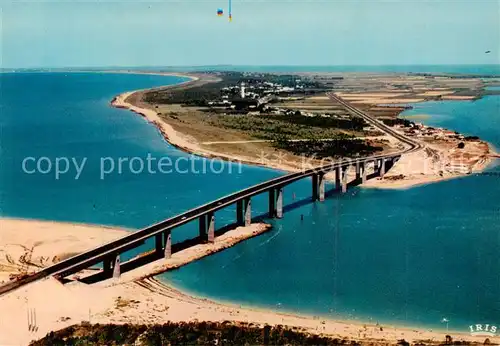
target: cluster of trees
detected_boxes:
[208,113,379,158]
[382,118,414,127]
[270,113,367,131]
[144,72,245,105]
[144,85,223,106]
[211,114,367,142]
[31,322,361,346]
[32,322,483,346]
[275,138,383,159]
[464,136,480,141]
[211,115,336,140]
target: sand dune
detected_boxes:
[0,218,128,284]
[417,90,454,96]
[351,98,425,104]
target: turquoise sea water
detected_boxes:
[402,95,500,152]
[0,72,279,227]
[0,71,498,332]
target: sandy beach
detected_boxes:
[0,219,129,285]
[0,219,497,346]
[363,130,495,189]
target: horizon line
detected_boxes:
[2,63,500,70]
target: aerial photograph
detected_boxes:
[0,1,499,345]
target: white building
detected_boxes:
[240,82,246,99]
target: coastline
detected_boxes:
[111,75,497,190]
[2,72,497,344]
[1,220,497,346]
[112,92,305,173]
[144,277,481,338]
[108,76,497,336]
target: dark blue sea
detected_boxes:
[0,70,498,332]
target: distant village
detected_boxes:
[203,76,350,118]
[397,122,469,141]
[207,80,284,112]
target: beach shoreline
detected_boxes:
[144,276,481,338]
[112,90,306,173]
[1,219,497,346]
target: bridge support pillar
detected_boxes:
[244,198,251,227]
[318,173,325,202]
[236,200,244,225]
[164,230,172,259]
[207,212,215,243]
[155,233,163,255]
[276,187,283,219]
[112,254,120,279]
[355,161,361,181]
[268,189,276,217]
[386,157,395,171]
[335,167,341,191]
[341,167,348,193]
[379,159,386,179]
[361,162,367,184]
[312,174,319,201]
[199,215,207,241]
[103,258,112,276]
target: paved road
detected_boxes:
[327,93,423,154]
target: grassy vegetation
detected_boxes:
[145,72,383,159]
[204,113,382,157]
[275,138,383,158]
[207,113,366,140]
[31,322,361,346]
[144,75,232,106]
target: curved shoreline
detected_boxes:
[111,74,497,190]
[105,75,499,341]
[147,277,489,340]
[111,81,305,173]
[0,220,493,346]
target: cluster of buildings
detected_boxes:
[207,79,310,113]
[399,122,465,141]
[262,107,352,120]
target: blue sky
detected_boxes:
[1,0,499,68]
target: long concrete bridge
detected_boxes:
[0,95,421,296]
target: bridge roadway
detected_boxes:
[0,94,421,296]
